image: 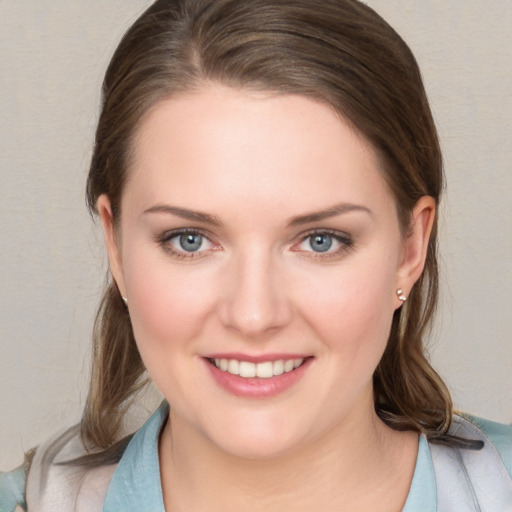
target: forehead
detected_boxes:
[125,85,395,220]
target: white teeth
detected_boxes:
[273,360,284,376]
[213,358,304,378]
[256,361,273,379]
[284,360,294,372]
[239,361,256,378]
[228,359,239,375]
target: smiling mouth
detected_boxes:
[207,357,305,379]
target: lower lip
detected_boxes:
[204,358,312,399]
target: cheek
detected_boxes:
[121,247,218,355]
[121,252,221,402]
[295,255,398,358]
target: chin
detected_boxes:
[200,411,305,460]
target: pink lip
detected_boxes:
[203,356,313,399]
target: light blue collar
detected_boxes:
[103,401,169,512]
[402,435,437,511]
[103,401,436,511]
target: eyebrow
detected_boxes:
[287,203,373,227]
[143,202,371,228]
[143,205,222,226]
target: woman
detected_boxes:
[1,0,511,510]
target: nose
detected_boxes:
[218,247,293,338]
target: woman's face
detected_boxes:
[100,85,432,459]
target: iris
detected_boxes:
[310,234,333,253]
[180,233,203,252]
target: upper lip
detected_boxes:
[203,353,311,363]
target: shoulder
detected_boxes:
[425,415,512,510]
[2,426,117,512]
[461,414,512,478]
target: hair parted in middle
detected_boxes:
[83,0,450,453]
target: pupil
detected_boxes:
[180,233,202,252]
[310,234,332,253]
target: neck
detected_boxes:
[158,400,418,512]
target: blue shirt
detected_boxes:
[102,401,437,511]
[2,402,511,511]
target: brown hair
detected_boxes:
[83,0,451,451]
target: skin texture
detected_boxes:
[98,85,435,511]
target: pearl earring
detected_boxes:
[397,289,407,302]
[122,296,128,305]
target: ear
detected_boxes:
[395,196,436,301]
[97,194,127,298]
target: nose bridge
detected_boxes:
[220,243,291,336]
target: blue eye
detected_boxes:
[178,233,204,252]
[157,229,216,258]
[309,234,333,253]
[292,230,353,259]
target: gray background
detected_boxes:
[1,1,511,468]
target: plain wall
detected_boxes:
[1,1,511,469]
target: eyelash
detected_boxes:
[156,228,354,261]
[156,228,218,260]
[292,229,355,261]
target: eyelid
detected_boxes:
[294,228,352,245]
[156,227,221,259]
[290,229,354,259]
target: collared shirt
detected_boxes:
[104,401,437,511]
[2,402,511,511]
